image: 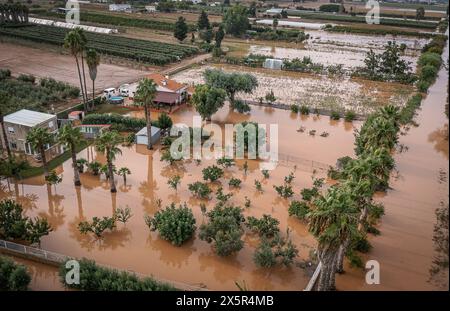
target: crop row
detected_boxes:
[0,25,199,65]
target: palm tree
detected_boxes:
[307,186,360,291]
[118,167,131,184]
[26,127,55,177]
[134,78,157,150]
[86,49,100,109]
[0,103,11,159]
[57,124,84,186]
[64,28,87,110]
[95,130,123,193]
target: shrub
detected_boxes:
[17,74,36,84]
[216,187,233,203]
[273,184,294,198]
[418,52,442,68]
[202,165,224,182]
[199,203,245,256]
[288,200,309,220]
[233,100,251,113]
[246,215,280,238]
[344,110,356,122]
[82,113,146,132]
[0,256,31,291]
[228,177,242,188]
[300,187,319,202]
[78,216,116,238]
[188,182,212,199]
[114,207,133,224]
[253,234,298,268]
[417,80,431,92]
[0,69,11,80]
[299,105,309,115]
[59,258,177,291]
[419,65,438,83]
[216,157,235,168]
[330,110,340,120]
[290,105,299,113]
[145,203,196,246]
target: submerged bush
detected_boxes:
[0,256,31,291]
[145,203,196,246]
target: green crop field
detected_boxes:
[0,24,199,65]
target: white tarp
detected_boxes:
[29,17,118,34]
[256,19,326,30]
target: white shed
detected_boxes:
[263,59,283,70]
[135,126,161,145]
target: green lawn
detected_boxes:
[20,140,91,179]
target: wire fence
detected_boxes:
[0,239,207,291]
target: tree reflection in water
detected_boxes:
[429,201,449,290]
[39,184,65,231]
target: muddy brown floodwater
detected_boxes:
[337,34,449,291]
[1,103,359,291]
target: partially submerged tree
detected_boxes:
[191,84,226,120]
[26,127,55,177]
[58,124,84,186]
[95,130,123,192]
[134,78,157,150]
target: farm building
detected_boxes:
[75,124,111,139]
[135,126,161,146]
[1,109,63,158]
[145,5,157,13]
[147,73,188,107]
[263,59,283,70]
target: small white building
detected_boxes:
[145,5,157,13]
[263,59,283,70]
[135,126,161,146]
[109,4,132,12]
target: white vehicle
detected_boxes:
[119,84,130,97]
[103,87,116,98]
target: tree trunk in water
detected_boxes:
[145,104,153,150]
[40,145,49,177]
[81,55,89,111]
[358,205,368,232]
[107,151,116,192]
[71,144,81,186]
[0,119,12,159]
[123,174,127,185]
[336,238,350,274]
[75,56,87,110]
[316,246,337,291]
[92,79,95,109]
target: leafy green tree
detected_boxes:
[174,16,188,42]
[203,69,258,109]
[199,203,245,256]
[215,25,225,48]
[191,84,226,120]
[223,5,249,37]
[58,124,84,186]
[26,217,52,246]
[217,156,235,168]
[45,170,62,189]
[157,113,173,132]
[0,256,31,291]
[134,78,157,150]
[88,161,101,175]
[200,28,213,43]
[197,10,210,30]
[202,165,224,182]
[273,184,293,198]
[416,7,425,20]
[216,187,233,203]
[254,233,298,268]
[26,127,54,177]
[188,181,212,199]
[288,200,310,220]
[246,215,280,238]
[95,130,123,192]
[146,203,196,246]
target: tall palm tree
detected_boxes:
[64,28,87,110]
[134,78,157,150]
[57,124,84,186]
[0,102,11,159]
[86,49,100,109]
[95,130,123,193]
[26,127,55,177]
[308,186,360,291]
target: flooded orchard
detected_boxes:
[0,104,360,290]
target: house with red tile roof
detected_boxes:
[147,73,188,107]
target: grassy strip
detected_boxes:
[325,25,436,38]
[20,140,90,179]
[59,258,178,291]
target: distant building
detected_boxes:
[135,126,161,146]
[75,124,111,139]
[263,59,283,70]
[109,4,132,12]
[261,8,284,18]
[1,109,63,157]
[145,5,157,13]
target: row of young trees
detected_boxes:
[0,2,28,24]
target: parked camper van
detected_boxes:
[103,88,116,98]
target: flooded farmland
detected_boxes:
[0,103,360,291]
